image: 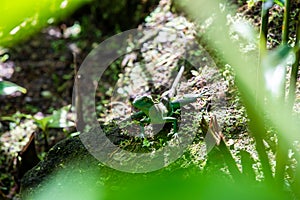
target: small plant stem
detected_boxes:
[254,133,273,182]
[288,12,300,110]
[274,0,291,187]
[253,1,273,183]
[256,1,269,107]
[44,129,49,151]
[73,52,84,129]
[291,145,300,199]
[259,2,269,48]
[240,150,256,180]
[280,0,291,102]
[274,137,288,187]
[242,97,273,182]
[282,0,291,44]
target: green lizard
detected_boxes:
[131,66,207,138]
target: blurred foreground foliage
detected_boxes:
[25,158,287,200]
[0,0,92,47]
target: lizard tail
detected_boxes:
[171,92,209,109]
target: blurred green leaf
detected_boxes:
[35,117,50,132]
[0,54,9,62]
[0,0,91,47]
[0,80,27,95]
[183,0,300,187]
[0,112,31,124]
[247,0,285,8]
[247,0,257,8]
[107,171,287,200]
[46,105,74,128]
[274,0,285,7]
[34,105,74,130]
[262,45,293,98]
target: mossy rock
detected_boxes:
[20,136,100,197]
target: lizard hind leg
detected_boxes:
[173,119,178,133]
[172,120,180,139]
[164,117,178,138]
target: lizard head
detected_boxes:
[132,95,155,111]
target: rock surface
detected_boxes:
[20,136,99,196]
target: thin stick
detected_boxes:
[73,52,84,129]
[256,1,270,108]
[167,32,187,99]
[168,65,185,99]
[280,0,291,103]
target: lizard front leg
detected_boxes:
[138,117,151,138]
[163,117,178,138]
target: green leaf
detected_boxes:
[45,105,75,129]
[262,45,292,98]
[142,138,151,147]
[0,112,31,122]
[0,0,91,47]
[247,0,259,8]
[274,0,285,7]
[0,80,27,95]
[263,45,292,68]
[35,117,50,132]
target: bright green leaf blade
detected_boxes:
[274,0,285,7]
[0,0,91,47]
[0,80,27,95]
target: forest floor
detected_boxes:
[0,0,295,199]
[0,1,158,198]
